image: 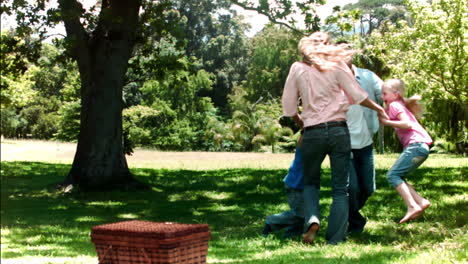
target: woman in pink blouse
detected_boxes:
[281,32,388,245]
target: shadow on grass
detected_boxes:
[1,161,466,263]
[208,249,406,264]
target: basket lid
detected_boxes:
[91,220,210,239]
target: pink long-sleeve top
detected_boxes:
[387,100,433,149]
[282,61,368,127]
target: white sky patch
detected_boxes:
[234,0,358,37]
[1,0,358,39]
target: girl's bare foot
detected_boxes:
[399,206,422,224]
[303,223,319,244]
[420,199,431,210]
[410,199,431,220]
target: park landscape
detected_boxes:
[1,139,467,263]
[1,0,467,263]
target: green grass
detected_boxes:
[1,155,467,264]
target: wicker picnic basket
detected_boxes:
[91,220,211,264]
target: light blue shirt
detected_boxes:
[352,65,383,135]
[283,146,304,190]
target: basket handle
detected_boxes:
[98,245,112,264]
[140,248,152,264]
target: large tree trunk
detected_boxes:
[59,0,142,190]
[68,45,132,189]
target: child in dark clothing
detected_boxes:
[262,141,304,238]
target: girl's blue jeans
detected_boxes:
[302,125,350,244]
[387,142,430,188]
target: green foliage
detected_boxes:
[60,67,81,102]
[1,62,37,109]
[123,104,175,147]
[18,96,60,139]
[242,26,300,102]
[7,0,465,155]
[343,0,406,35]
[232,0,325,34]
[253,101,294,153]
[431,139,457,154]
[56,100,81,142]
[202,111,231,151]
[129,0,250,112]
[1,39,80,140]
[324,7,362,37]
[0,108,26,138]
[29,44,79,99]
[122,97,225,151]
[181,0,251,111]
[31,112,60,139]
[367,0,467,150]
[227,89,295,152]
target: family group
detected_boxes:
[262,32,433,245]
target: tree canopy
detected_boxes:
[1,0,466,190]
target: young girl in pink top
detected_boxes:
[380,79,433,224]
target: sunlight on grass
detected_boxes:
[1,150,467,264]
[1,256,98,264]
[203,191,233,200]
[116,213,139,219]
[439,194,467,205]
[75,216,104,223]
[85,201,125,207]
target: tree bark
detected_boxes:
[59,0,142,190]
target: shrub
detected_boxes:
[0,108,25,138]
[56,100,81,142]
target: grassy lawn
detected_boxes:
[1,141,467,263]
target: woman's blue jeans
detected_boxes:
[302,125,350,244]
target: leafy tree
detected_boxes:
[343,0,405,35]
[203,112,232,151]
[0,108,26,138]
[56,100,81,142]
[28,43,78,98]
[1,65,37,109]
[2,0,324,190]
[19,96,61,139]
[242,26,300,102]
[198,25,251,112]
[231,0,325,34]
[0,30,40,108]
[167,0,251,112]
[4,0,153,189]
[324,6,362,37]
[368,0,467,151]
[227,86,294,152]
[251,101,293,153]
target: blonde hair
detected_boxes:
[383,79,424,119]
[298,31,356,71]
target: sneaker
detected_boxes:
[262,224,272,237]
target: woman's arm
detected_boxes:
[282,63,300,117]
[359,97,389,120]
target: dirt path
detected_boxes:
[0,139,295,170]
